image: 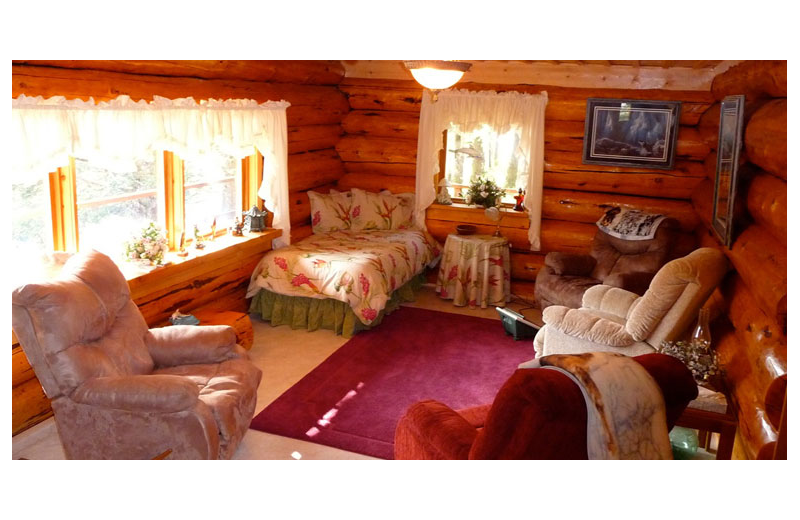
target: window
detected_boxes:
[11,175,52,289]
[10,150,263,266]
[183,151,238,232]
[75,156,159,258]
[443,123,526,204]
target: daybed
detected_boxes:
[246,188,442,336]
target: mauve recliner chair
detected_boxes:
[12,250,262,459]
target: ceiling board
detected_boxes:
[342,60,740,91]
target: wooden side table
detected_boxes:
[435,233,510,309]
[675,386,737,459]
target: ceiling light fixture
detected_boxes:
[403,60,472,99]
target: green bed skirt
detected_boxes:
[248,273,425,338]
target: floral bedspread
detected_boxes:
[246,228,442,325]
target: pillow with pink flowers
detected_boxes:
[308,190,352,233]
[350,188,415,231]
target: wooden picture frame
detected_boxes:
[582,98,681,170]
[711,95,746,248]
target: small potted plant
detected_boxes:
[124,222,169,266]
[465,176,504,208]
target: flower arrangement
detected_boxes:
[465,176,504,208]
[124,222,168,265]
[657,338,721,385]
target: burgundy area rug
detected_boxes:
[249,306,536,459]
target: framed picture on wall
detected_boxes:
[582,98,681,170]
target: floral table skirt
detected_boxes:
[435,233,510,308]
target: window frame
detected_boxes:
[44,149,263,255]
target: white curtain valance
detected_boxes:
[413,88,548,250]
[11,95,292,247]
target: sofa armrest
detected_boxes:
[71,374,200,413]
[542,305,635,347]
[394,400,478,460]
[581,284,641,320]
[146,325,244,368]
[544,252,596,276]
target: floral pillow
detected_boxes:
[308,190,352,233]
[350,188,415,231]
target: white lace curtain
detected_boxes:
[413,89,548,250]
[11,95,292,247]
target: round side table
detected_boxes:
[435,233,511,308]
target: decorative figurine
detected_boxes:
[231,217,244,237]
[513,188,526,212]
[169,309,200,326]
[177,231,189,257]
[436,178,453,205]
[210,217,217,240]
[243,205,268,233]
[193,224,205,249]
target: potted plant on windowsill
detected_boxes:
[465,176,504,209]
[124,222,169,266]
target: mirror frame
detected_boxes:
[711,95,746,248]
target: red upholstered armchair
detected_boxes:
[394,353,697,460]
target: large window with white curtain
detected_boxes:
[413,88,548,250]
[10,94,290,282]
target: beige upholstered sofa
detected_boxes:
[11,250,262,459]
[533,248,728,358]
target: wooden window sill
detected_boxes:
[122,228,280,290]
[427,203,530,229]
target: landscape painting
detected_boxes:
[582,98,681,170]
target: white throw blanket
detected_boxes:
[524,352,673,459]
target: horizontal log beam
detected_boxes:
[341,110,420,139]
[12,65,350,126]
[723,276,787,428]
[542,188,699,232]
[545,152,705,200]
[287,149,345,193]
[335,172,415,194]
[711,60,787,101]
[335,135,417,164]
[727,224,787,333]
[14,60,346,85]
[745,98,787,180]
[344,161,417,177]
[745,172,787,244]
[287,125,343,155]
[339,78,714,125]
[715,330,778,460]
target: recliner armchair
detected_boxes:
[11,250,262,459]
[535,217,678,310]
[394,353,697,459]
[533,247,728,358]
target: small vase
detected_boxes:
[692,308,711,347]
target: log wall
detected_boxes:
[690,60,787,459]
[11,60,346,435]
[336,78,710,300]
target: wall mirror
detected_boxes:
[711,95,746,248]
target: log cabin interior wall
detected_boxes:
[11,61,787,460]
[690,60,787,459]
